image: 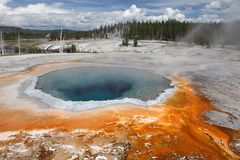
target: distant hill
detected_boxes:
[0,26,23,33]
[0,26,92,40]
[0,26,55,34]
[0,26,85,33]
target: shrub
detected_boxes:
[122,37,129,46]
[133,37,138,47]
[70,44,77,53]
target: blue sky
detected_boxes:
[9,0,147,9]
[8,0,204,14]
[0,0,239,30]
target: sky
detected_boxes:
[0,0,239,30]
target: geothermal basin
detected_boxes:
[0,42,240,159]
[0,62,238,160]
[31,67,173,110]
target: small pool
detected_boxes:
[36,67,171,102]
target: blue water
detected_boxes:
[36,67,171,102]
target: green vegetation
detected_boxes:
[122,37,129,46]
[4,32,47,40]
[27,47,41,53]
[0,20,217,43]
[93,20,240,47]
[70,44,77,53]
[49,30,93,41]
[96,20,189,41]
[133,37,138,47]
[1,20,240,51]
[8,39,43,55]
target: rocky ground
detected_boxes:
[0,129,130,160]
[0,39,240,159]
[1,39,239,130]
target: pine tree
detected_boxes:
[133,37,138,47]
[122,39,125,46]
[125,37,129,46]
[121,36,129,47]
[70,44,77,53]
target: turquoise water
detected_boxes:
[36,67,171,102]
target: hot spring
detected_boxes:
[27,67,174,110]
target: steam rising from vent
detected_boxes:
[183,21,240,48]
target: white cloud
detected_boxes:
[143,0,211,9]
[206,1,222,9]
[204,0,240,20]
[0,0,11,5]
[164,8,186,21]
[0,3,188,29]
[196,14,222,22]
[146,8,186,22]
[205,0,232,10]
[123,4,145,18]
[0,0,10,12]
[9,3,68,15]
[0,2,234,30]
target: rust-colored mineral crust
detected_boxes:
[0,63,239,159]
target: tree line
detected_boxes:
[92,20,240,47]
[1,20,240,47]
[2,30,93,41]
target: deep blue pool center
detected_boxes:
[36,67,171,102]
